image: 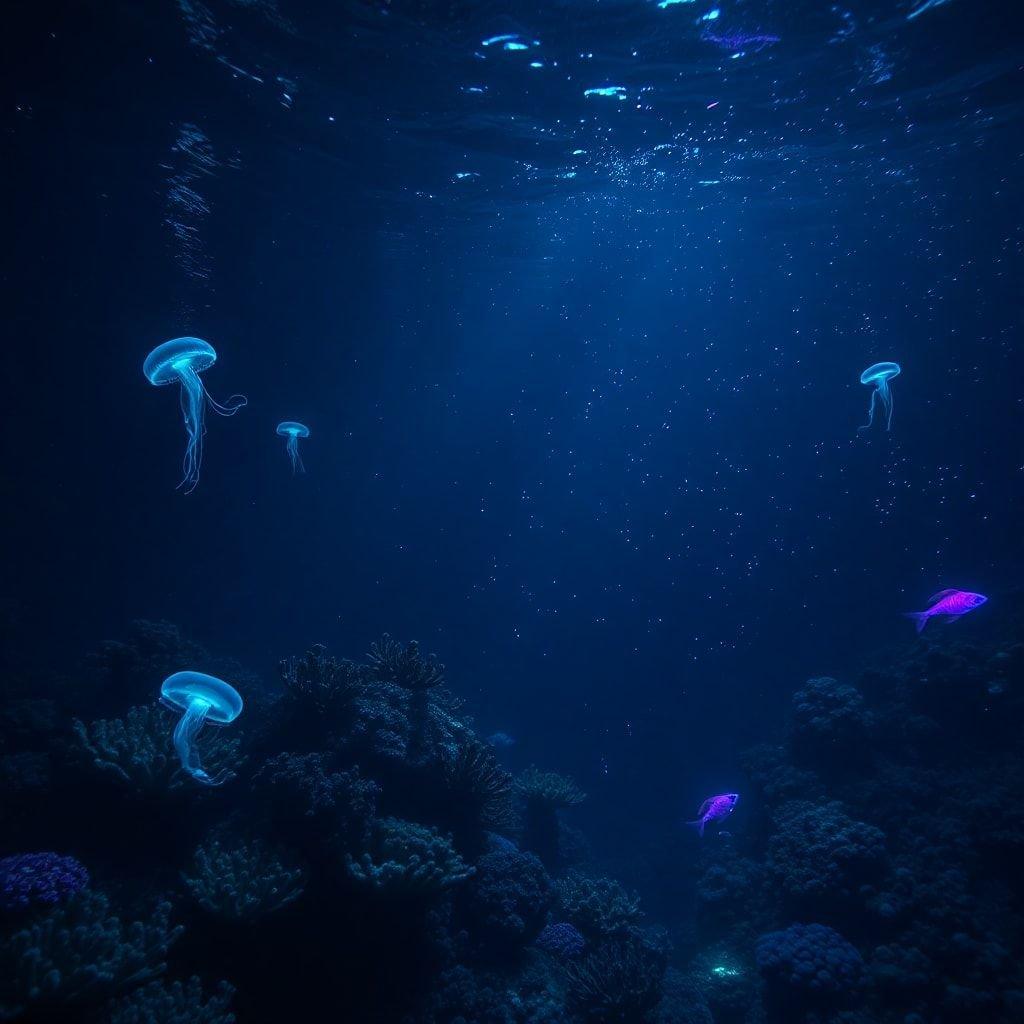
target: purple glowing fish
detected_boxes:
[904,589,987,633]
[686,793,739,837]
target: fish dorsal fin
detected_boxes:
[928,588,959,604]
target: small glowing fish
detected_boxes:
[585,86,628,100]
[904,589,988,633]
[657,0,696,7]
[707,101,719,109]
[686,793,739,837]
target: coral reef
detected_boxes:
[535,922,586,959]
[565,931,668,1023]
[183,835,305,922]
[346,817,473,898]
[0,852,89,912]
[756,922,865,1001]
[104,977,235,1024]
[0,891,181,1018]
[555,872,643,941]
[515,768,586,868]
[72,704,242,795]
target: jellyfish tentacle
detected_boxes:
[287,434,305,474]
[172,697,220,785]
[176,364,207,492]
[858,387,880,434]
[202,380,247,417]
[878,381,894,430]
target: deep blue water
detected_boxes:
[3,2,1024,1022]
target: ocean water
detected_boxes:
[3,1,1023,1021]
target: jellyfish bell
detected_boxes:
[143,336,246,493]
[160,671,242,786]
[276,420,310,474]
[857,360,901,434]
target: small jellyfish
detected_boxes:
[143,337,246,492]
[857,361,901,433]
[160,671,242,786]
[276,421,310,474]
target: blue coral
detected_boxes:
[0,852,89,912]
[534,922,585,958]
[756,923,864,998]
[459,847,553,953]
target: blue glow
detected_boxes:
[857,361,901,433]
[657,0,696,7]
[504,42,528,51]
[143,337,246,493]
[160,671,242,786]
[276,420,310,474]
[907,0,952,19]
[481,34,517,47]
[700,8,721,21]
[529,61,544,68]
[584,87,628,101]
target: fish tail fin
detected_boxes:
[903,611,929,634]
[685,818,706,837]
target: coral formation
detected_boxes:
[0,891,181,1017]
[105,977,235,1024]
[0,852,89,912]
[756,922,865,999]
[183,835,305,921]
[555,872,643,941]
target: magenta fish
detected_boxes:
[904,589,987,633]
[686,793,739,837]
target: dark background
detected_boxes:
[3,0,1023,862]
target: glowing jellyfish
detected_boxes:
[143,337,246,492]
[857,361,901,433]
[276,421,310,474]
[160,671,242,786]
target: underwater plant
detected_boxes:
[275,420,309,474]
[857,360,901,433]
[143,337,246,492]
[160,672,243,786]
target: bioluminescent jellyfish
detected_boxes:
[276,421,310,474]
[857,361,901,433]
[160,671,242,786]
[143,337,246,492]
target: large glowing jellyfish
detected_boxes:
[160,671,242,786]
[276,421,310,474]
[143,337,246,492]
[857,361,901,433]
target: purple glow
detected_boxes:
[686,792,739,837]
[702,30,780,53]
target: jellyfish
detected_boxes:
[857,361,901,433]
[276,421,310,474]
[160,671,242,786]
[143,337,246,492]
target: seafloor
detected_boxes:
[1,610,1022,1023]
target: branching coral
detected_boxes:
[767,800,886,904]
[252,753,378,854]
[565,931,668,1023]
[183,836,304,922]
[72,705,241,795]
[104,976,235,1024]
[0,852,89,911]
[346,817,472,898]
[0,891,182,1018]
[443,739,515,835]
[555,873,643,941]
[458,847,552,953]
[279,644,364,722]
[515,768,586,868]
[368,636,444,692]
